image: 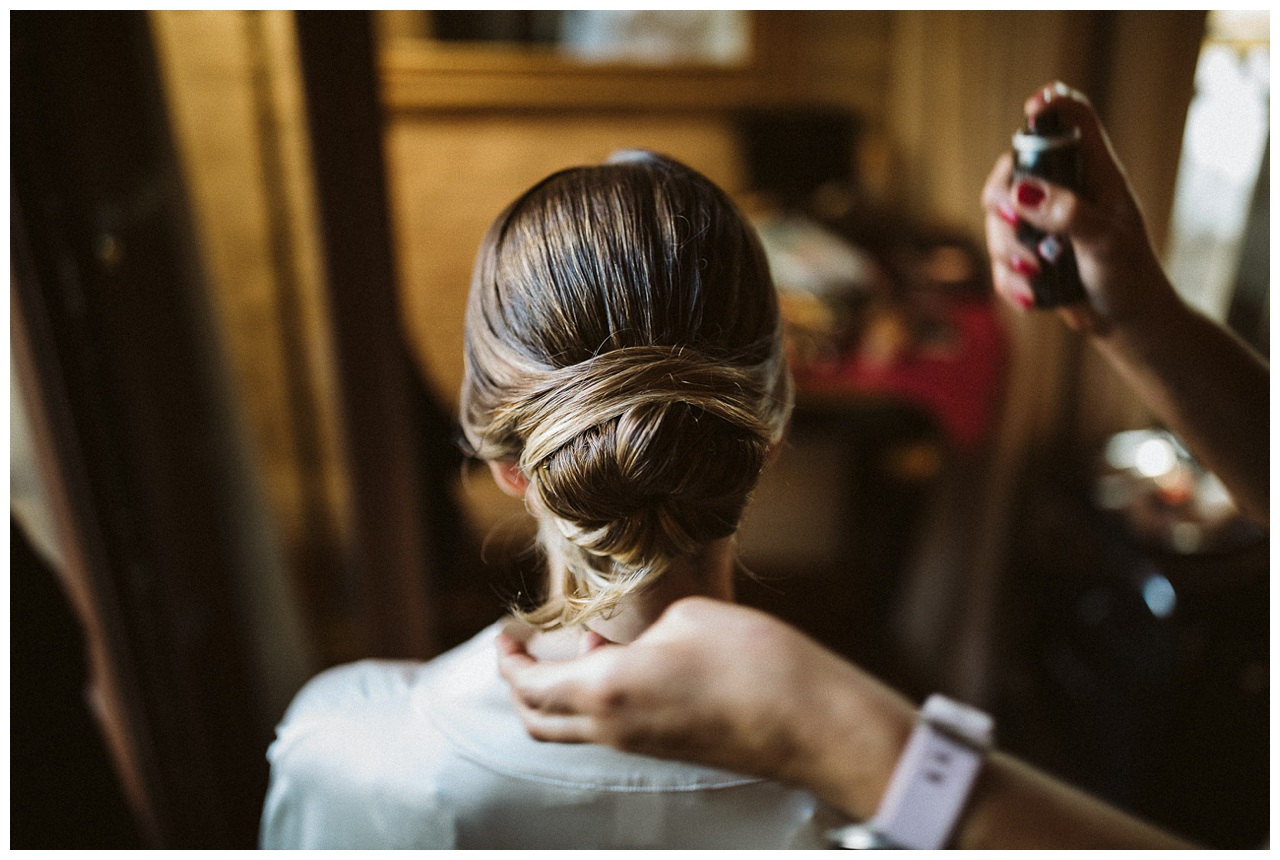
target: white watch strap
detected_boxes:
[871,694,993,849]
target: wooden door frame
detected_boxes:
[11,10,441,846]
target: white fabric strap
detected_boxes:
[870,694,993,849]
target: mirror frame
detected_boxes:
[379,11,798,111]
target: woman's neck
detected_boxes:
[547,538,738,646]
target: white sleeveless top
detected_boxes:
[260,622,838,849]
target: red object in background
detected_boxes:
[792,298,1008,452]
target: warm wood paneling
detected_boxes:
[151,10,351,669]
[788,11,895,125]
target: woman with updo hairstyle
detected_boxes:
[462,149,792,638]
[260,153,831,849]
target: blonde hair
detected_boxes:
[460,152,792,628]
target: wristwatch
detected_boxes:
[827,694,994,850]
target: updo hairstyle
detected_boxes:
[460,152,793,629]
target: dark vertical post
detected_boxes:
[293,11,439,658]
[11,11,267,846]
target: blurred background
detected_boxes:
[10,10,1269,849]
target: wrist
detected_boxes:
[1092,276,1194,376]
[828,695,995,849]
[1088,258,1185,347]
[792,660,915,821]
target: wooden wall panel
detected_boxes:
[151,10,351,670]
[789,11,894,124]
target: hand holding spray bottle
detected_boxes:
[1010,109,1087,307]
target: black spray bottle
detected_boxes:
[1011,111,1087,307]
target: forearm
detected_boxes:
[799,684,1193,849]
[956,752,1193,849]
[1092,287,1269,525]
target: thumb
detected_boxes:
[497,630,624,711]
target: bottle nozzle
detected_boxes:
[1030,109,1065,136]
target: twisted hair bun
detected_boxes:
[506,347,777,623]
[460,153,792,629]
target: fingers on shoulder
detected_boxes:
[495,629,530,659]
[498,643,623,713]
[496,637,575,713]
[515,676,643,749]
[496,632,539,684]
[512,705,598,744]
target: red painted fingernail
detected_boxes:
[1010,257,1039,277]
[997,202,1019,227]
[1016,182,1045,208]
[1015,291,1035,310]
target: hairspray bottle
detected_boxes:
[1010,111,1087,306]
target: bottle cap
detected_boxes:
[1012,123,1081,153]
